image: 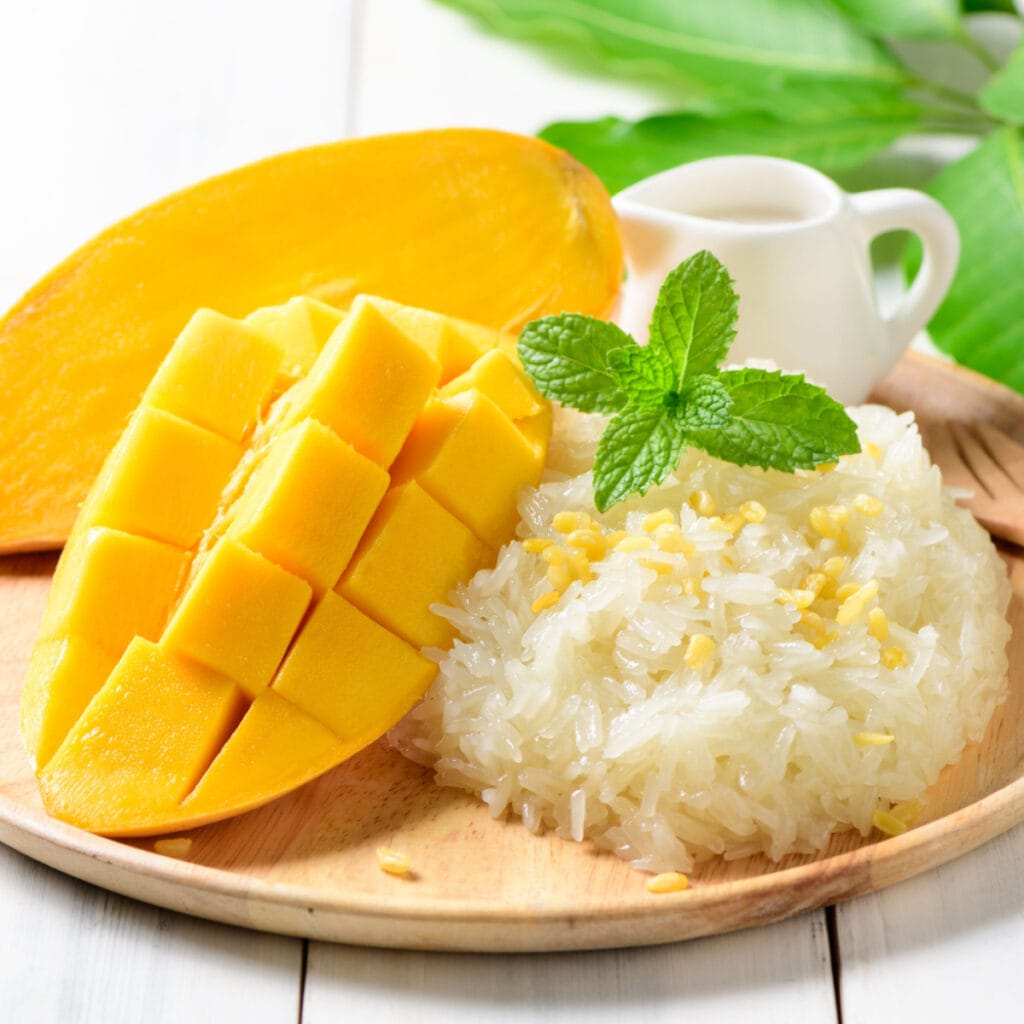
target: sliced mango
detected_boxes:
[37,527,188,653]
[440,347,545,422]
[362,296,505,384]
[24,292,552,835]
[390,390,545,548]
[338,481,489,649]
[226,420,389,596]
[181,691,346,823]
[0,128,621,553]
[39,638,244,834]
[86,406,242,549]
[246,296,344,373]
[272,592,435,742]
[282,296,441,467]
[21,638,119,770]
[144,310,282,445]
[162,539,312,699]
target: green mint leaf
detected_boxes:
[648,251,739,388]
[592,406,686,512]
[685,368,860,471]
[607,344,674,405]
[675,375,732,432]
[517,314,633,414]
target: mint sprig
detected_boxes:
[518,251,861,512]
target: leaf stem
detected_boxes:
[904,74,982,112]
[913,101,1000,135]
[915,118,990,136]
[953,24,1001,75]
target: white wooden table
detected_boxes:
[1,2,1023,1020]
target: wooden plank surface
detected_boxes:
[0,842,303,1024]
[835,823,1024,1022]
[304,913,837,1024]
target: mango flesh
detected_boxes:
[23,293,550,835]
[0,129,621,553]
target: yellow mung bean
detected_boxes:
[646,872,689,894]
[688,489,716,517]
[739,500,767,523]
[642,509,675,532]
[684,634,715,667]
[531,590,562,614]
[376,846,412,876]
[854,493,884,517]
[868,607,889,641]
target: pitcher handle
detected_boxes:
[849,189,960,371]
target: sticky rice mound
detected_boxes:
[393,405,1011,872]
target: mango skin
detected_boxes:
[0,128,621,553]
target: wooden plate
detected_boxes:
[2,350,1023,952]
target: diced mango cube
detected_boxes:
[390,390,544,547]
[338,481,488,648]
[227,420,388,595]
[246,296,344,374]
[21,637,119,770]
[38,638,243,835]
[162,539,311,697]
[439,347,543,422]
[181,689,345,821]
[144,309,282,443]
[273,592,436,740]
[85,406,241,548]
[284,296,440,467]
[516,403,553,462]
[38,527,188,653]
[362,296,495,383]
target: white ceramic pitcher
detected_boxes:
[612,156,960,405]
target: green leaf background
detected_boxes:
[981,43,1024,122]
[908,128,1024,391]
[831,0,964,40]
[437,0,1024,395]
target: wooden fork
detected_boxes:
[929,420,1024,548]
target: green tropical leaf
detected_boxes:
[433,0,906,93]
[830,0,963,40]
[907,129,1024,393]
[961,0,1017,13]
[980,44,1024,123]
[539,101,918,194]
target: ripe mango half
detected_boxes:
[0,129,621,553]
[22,295,551,836]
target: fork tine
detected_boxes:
[949,421,1018,502]
[941,420,1024,548]
[969,421,1024,492]
[928,422,980,495]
